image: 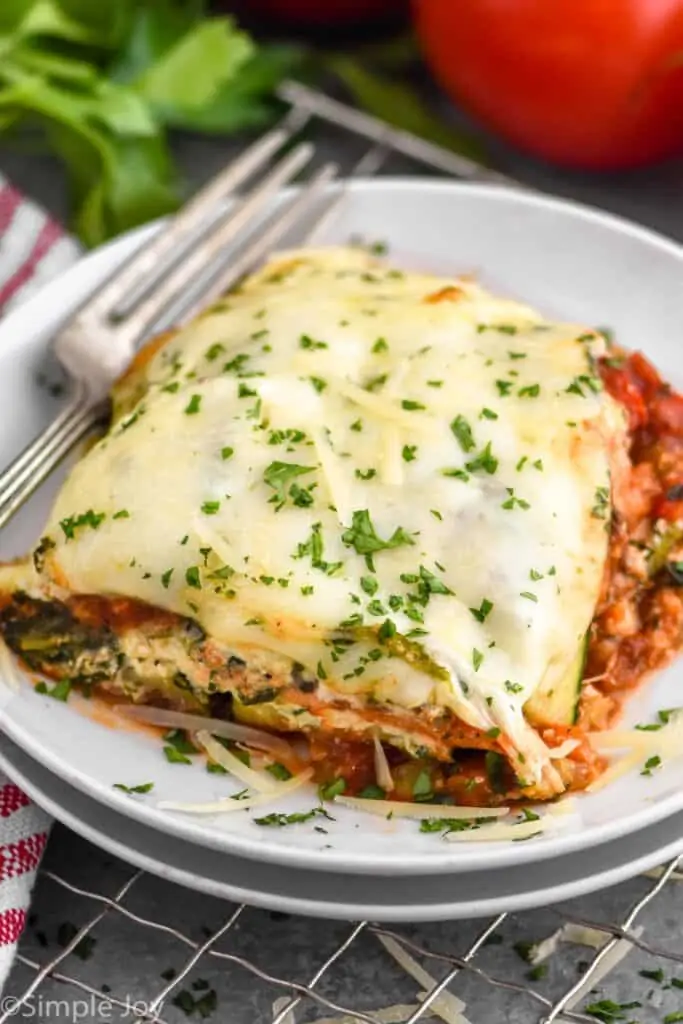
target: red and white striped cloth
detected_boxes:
[0,172,81,986]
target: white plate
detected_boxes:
[1,730,682,922]
[2,179,683,877]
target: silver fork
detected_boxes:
[0,118,340,531]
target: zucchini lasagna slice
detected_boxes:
[0,247,649,804]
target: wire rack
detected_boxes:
[4,81,683,1024]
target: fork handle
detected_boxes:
[0,396,107,531]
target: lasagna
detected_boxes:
[1,246,682,806]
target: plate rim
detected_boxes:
[2,732,682,923]
[1,175,683,877]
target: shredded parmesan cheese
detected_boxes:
[158,767,313,814]
[556,927,643,1024]
[444,817,552,843]
[195,731,280,793]
[310,427,353,525]
[333,380,439,434]
[271,996,297,1024]
[586,753,643,792]
[337,796,508,820]
[373,735,395,793]
[376,934,470,1024]
[526,922,614,965]
[306,1006,420,1024]
[548,739,580,759]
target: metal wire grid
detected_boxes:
[4,84,683,1023]
[5,847,683,1024]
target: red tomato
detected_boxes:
[413,0,683,169]
[241,0,400,25]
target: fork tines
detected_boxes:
[0,117,340,531]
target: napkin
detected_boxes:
[0,172,80,987]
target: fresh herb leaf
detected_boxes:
[341,509,414,560]
[113,782,154,795]
[35,678,72,702]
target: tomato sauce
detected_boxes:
[586,350,683,715]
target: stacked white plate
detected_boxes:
[1,180,682,921]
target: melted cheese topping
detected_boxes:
[32,247,623,785]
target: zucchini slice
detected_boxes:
[525,637,588,727]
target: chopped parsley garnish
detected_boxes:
[591,485,610,520]
[529,569,544,581]
[161,568,174,589]
[360,576,379,596]
[641,754,662,776]
[501,489,530,511]
[508,351,527,360]
[533,459,544,471]
[113,782,154,795]
[205,342,225,361]
[255,808,331,827]
[355,468,377,480]
[480,407,498,420]
[319,777,346,800]
[60,509,106,540]
[358,784,386,799]
[35,679,71,702]
[372,337,389,353]
[185,566,201,589]
[161,381,180,394]
[518,383,540,398]
[238,382,256,399]
[419,818,479,835]
[427,380,443,388]
[365,373,387,392]
[472,648,484,671]
[341,510,414,565]
[378,618,397,642]
[309,376,327,393]
[402,445,418,462]
[495,380,513,396]
[519,591,538,602]
[451,415,475,452]
[505,681,524,694]
[442,468,469,481]
[112,509,130,520]
[164,746,193,765]
[201,500,220,515]
[486,727,501,739]
[639,968,664,982]
[401,399,426,411]
[224,353,249,374]
[184,394,202,415]
[465,442,498,475]
[164,729,198,756]
[294,522,342,576]
[469,598,493,622]
[566,374,602,397]
[221,446,234,460]
[300,334,327,350]
[478,323,518,335]
[584,1000,642,1022]
[266,763,292,781]
[263,461,315,511]
[350,419,362,432]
